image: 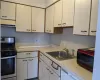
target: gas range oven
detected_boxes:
[1,37,17,80]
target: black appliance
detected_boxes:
[77,48,94,72]
[1,37,17,80]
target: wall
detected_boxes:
[1,26,51,46]
[93,0,100,79]
[51,28,96,55]
[3,0,46,8]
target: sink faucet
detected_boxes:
[63,48,69,55]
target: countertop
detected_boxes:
[16,45,92,80]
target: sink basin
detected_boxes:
[46,51,75,61]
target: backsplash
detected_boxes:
[51,28,96,55]
[1,26,51,46]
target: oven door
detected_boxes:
[1,56,16,79]
[77,52,94,71]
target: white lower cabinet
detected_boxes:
[39,59,50,80]
[61,69,80,80]
[17,52,38,80]
[49,69,60,80]
[17,59,27,80]
[28,58,38,79]
[39,59,60,80]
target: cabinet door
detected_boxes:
[62,0,74,27]
[61,70,74,80]
[54,0,62,27]
[73,0,91,35]
[50,70,60,80]
[90,0,99,36]
[32,7,44,32]
[1,1,16,20]
[39,59,50,80]
[28,57,38,79]
[46,5,55,33]
[16,4,31,32]
[17,59,27,80]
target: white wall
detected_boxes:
[51,28,96,55]
[93,0,100,80]
[3,0,46,8]
[1,26,51,46]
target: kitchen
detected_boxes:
[0,0,99,80]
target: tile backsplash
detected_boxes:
[1,26,51,46]
[51,28,96,55]
[1,26,96,55]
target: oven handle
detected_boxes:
[1,56,16,59]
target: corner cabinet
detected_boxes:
[1,1,16,25]
[62,0,75,27]
[54,0,62,27]
[73,0,91,35]
[32,7,45,32]
[16,4,31,32]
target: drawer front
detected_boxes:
[17,52,38,58]
[50,61,61,76]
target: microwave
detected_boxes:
[77,48,94,72]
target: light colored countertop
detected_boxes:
[16,45,92,80]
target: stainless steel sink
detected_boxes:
[46,51,75,61]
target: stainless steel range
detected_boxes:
[1,37,17,80]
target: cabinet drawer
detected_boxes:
[17,52,38,58]
[50,61,61,76]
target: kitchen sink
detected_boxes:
[46,51,75,61]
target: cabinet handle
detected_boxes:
[81,31,87,32]
[27,53,30,55]
[91,31,96,32]
[23,60,27,61]
[2,16,7,17]
[51,62,59,70]
[63,23,66,24]
[29,59,33,61]
[49,30,51,32]
[58,24,61,25]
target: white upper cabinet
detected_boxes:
[32,7,45,32]
[1,1,16,20]
[90,0,99,36]
[73,0,91,35]
[46,5,55,33]
[54,0,62,27]
[62,0,74,27]
[16,4,31,32]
